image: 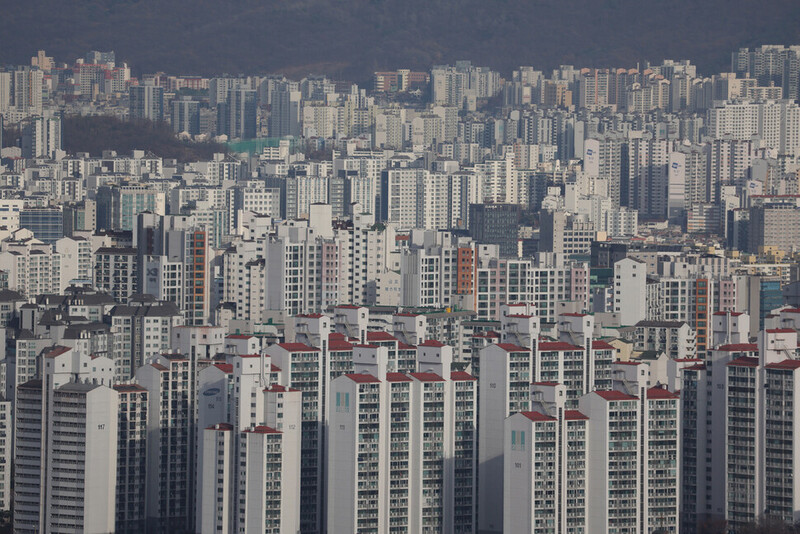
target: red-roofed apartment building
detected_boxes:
[327,369,477,532]
[504,380,680,533]
[681,327,800,531]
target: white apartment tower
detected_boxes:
[195,352,302,534]
[614,257,647,326]
[13,345,116,534]
[136,354,195,532]
[198,423,234,533]
[681,328,800,532]
[327,366,477,533]
[504,383,590,534]
[627,135,671,218]
[45,382,118,533]
[238,426,292,533]
[13,67,43,117]
[266,342,325,532]
[478,343,532,533]
[114,383,149,534]
[505,380,680,534]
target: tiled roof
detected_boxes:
[593,390,638,401]
[716,343,758,352]
[647,386,680,399]
[765,360,800,370]
[43,346,71,358]
[214,363,233,373]
[386,373,413,382]
[495,343,530,352]
[276,343,319,352]
[410,372,445,382]
[329,339,354,351]
[565,410,589,421]
[344,373,381,383]
[419,340,446,348]
[520,411,556,422]
[538,341,582,351]
[366,331,397,342]
[726,356,759,367]
[451,371,477,381]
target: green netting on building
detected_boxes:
[226,137,298,155]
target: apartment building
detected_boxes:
[681,328,800,532]
[114,383,149,533]
[136,354,195,532]
[504,376,680,534]
[327,367,477,533]
[13,346,116,533]
[478,343,532,533]
[632,320,697,359]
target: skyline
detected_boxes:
[3,19,800,533]
[2,0,800,79]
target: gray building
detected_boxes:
[171,97,200,135]
[539,210,595,256]
[217,89,256,139]
[468,203,520,257]
[268,83,301,138]
[747,203,800,254]
[19,208,64,244]
[129,83,164,122]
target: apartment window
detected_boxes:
[336,392,350,413]
[511,430,525,451]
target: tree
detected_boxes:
[698,518,728,534]
[738,515,800,534]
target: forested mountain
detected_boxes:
[2,0,800,79]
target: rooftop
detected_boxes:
[206,423,233,431]
[716,343,758,352]
[538,341,582,351]
[113,384,147,392]
[521,411,557,422]
[495,343,529,352]
[765,359,800,370]
[565,410,589,421]
[366,331,397,342]
[43,346,71,358]
[451,371,476,381]
[410,372,445,382]
[344,373,380,383]
[726,356,760,367]
[594,390,638,401]
[276,342,319,352]
[386,372,413,382]
[647,386,680,399]
[243,425,281,434]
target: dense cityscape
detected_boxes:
[1,44,800,533]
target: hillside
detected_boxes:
[61,115,227,162]
[1,0,799,80]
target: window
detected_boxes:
[335,392,350,413]
[511,430,525,451]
